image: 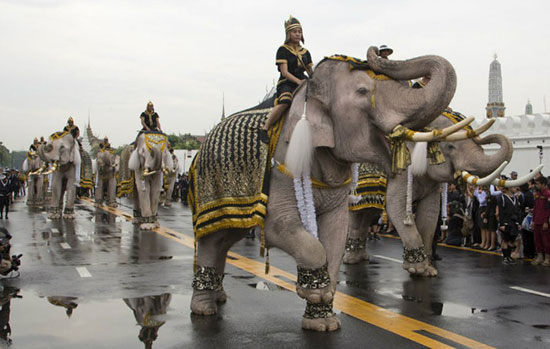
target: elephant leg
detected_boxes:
[63,171,76,219]
[49,173,62,219]
[27,179,34,206]
[414,187,440,277]
[343,210,370,264]
[386,174,429,276]
[135,175,154,229]
[165,178,175,207]
[108,178,117,207]
[149,173,162,227]
[191,229,248,315]
[95,179,103,205]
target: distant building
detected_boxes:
[486,54,506,118]
[525,100,533,115]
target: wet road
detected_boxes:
[0,197,549,348]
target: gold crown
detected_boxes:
[68,116,74,123]
[285,15,301,33]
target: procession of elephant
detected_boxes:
[21,47,541,332]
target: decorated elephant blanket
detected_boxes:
[80,149,94,190]
[349,162,386,211]
[188,107,283,240]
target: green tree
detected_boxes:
[167,133,201,150]
[0,142,12,168]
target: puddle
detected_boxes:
[533,324,550,330]
[430,302,487,318]
[248,281,287,291]
[231,275,255,280]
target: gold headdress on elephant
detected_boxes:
[67,116,74,124]
[284,15,304,44]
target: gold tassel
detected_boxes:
[260,227,266,257]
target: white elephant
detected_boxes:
[188,47,458,331]
[121,132,173,230]
[22,151,44,207]
[95,148,119,207]
[37,131,80,219]
[162,153,179,207]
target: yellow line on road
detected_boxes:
[84,198,494,348]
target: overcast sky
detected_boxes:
[1,0,549,150]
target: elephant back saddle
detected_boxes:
[349,162,386,211]
[188,105,283,240]
[143,132,168,152]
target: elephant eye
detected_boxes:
[357,87,368,95]
[446,144,456,150]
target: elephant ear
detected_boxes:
[285,83,334,177]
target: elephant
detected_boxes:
[37,131,80,219]
[119,131,173,230]
[123,293,172,348]
[22,151,44,207]
[95,148,119,207]
[188,47,458,331]
[344,111,519,277]
[162,153,179,207]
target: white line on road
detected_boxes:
[76,267,92,278]
[51,228,59,233]
[373,255,402,264]
[60,242,71,249]
[510,286,550,298]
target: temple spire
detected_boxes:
[486,53,506,118]
[221,93,225,120]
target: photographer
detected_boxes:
[0,228,21,276]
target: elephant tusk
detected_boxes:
[42,162,59,175]
[490,165,544,188]
[460,161,508,186]
[30,164,47,176]
[395,116,475,142]
[142,168,157,177]
[440,118,496,141]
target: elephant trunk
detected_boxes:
[471,134,513,177]
[150,146,162,171]
[367,46,457,131]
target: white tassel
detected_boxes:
[411,142,428,176]
[440,183,448,230]
[285,103,313,178]
[22,159,29,172]
[129,149,140,171]
[349,163,362,203]
[302,175,318,238]
[404,166,414,226]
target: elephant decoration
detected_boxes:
[342,162,386,264]
[162,153,179,207]
[344,110,541,277]
[94,148,119,207]
[36,131,81,219]
[119,132,173,230]
[79,148,94,197]
[187,47,458,331]
[22,150,44,207]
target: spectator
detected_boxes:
[531,176,550,266]
[518,182,535,258]
[496,184,521,264]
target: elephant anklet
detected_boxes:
[296,263,330,290]
[141,216,156,224]
[63,207,74,215]
[345,237,367,252]
[304,302,335,319]
[192,266,224,292]
[402,245,428,264]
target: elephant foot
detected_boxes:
[63,213,76,220]
[402,245,431,276]
[108,202,118,208]
[343,250,369,264]
[302,302,340,331]
[48,212,61,220]
[132,217,141,225]
[296,263,333,304]
[190,290,218,316]
[191,266,225,315]
[139,223,157,230]
[164,201,172,207]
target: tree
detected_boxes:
[167,133,201,150]
[0,142,12,168]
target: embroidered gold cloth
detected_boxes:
[79,149,94,190]
[144,133,167,152]
[349,163,387,211]
[188,107,283,239]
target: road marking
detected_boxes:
[60,242,71,249]
[84,198,494,349]
[372,255,402,264]
[510,286,550,298]
[51,228,59,233]
[76,267,92,278]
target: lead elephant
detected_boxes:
[188,47,457,331]
[37,131,80,219]
[22,151,44,207]
[120,131,173,230]
[95,148,119,207]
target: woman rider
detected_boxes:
[260,16,313,143]
[140,101,162,132]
